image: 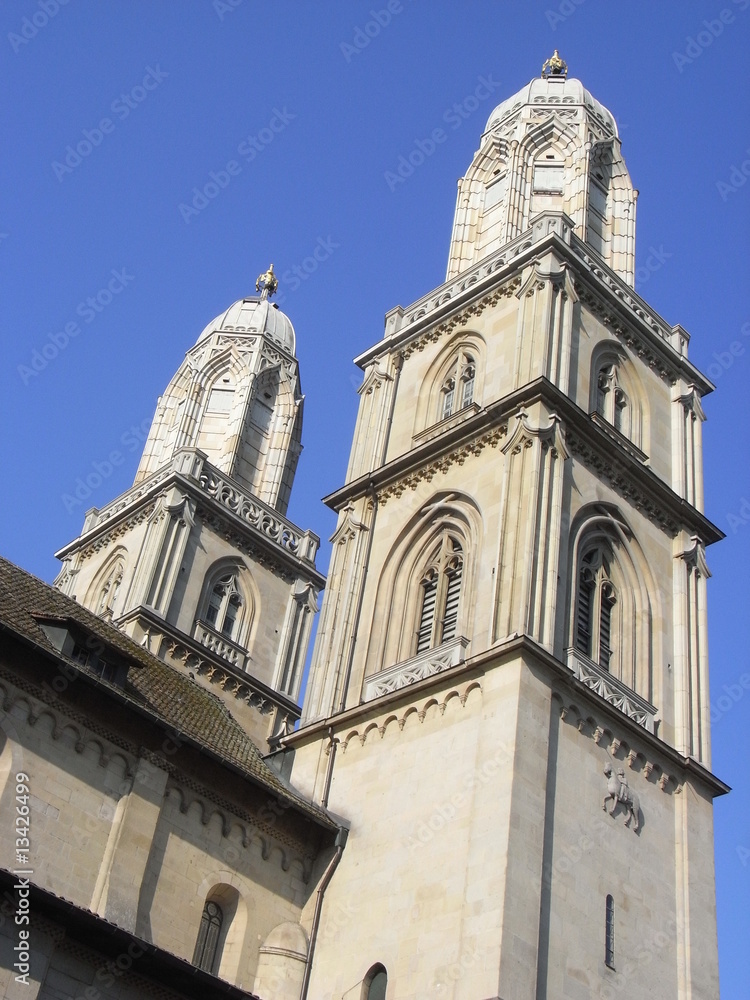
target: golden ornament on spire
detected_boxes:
[256,263,279,299]
[542,49,568,79]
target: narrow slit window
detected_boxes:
[605,894,615,969]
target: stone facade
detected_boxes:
[291,65,725,999]
[0,60,726,1000]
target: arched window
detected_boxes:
[575,548,617,670]
[85,553,127,622]
[415,535,463,654]
[440,353,476,421]
[596,363,630,438]
[363,964,387,1000]
[203,573,244,641]
[192,900,223,974]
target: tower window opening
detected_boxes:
[192,900,223,974]
[440,353,476,421]
[575,550,617,670]
[415,535,464,654]
[605,894,615,969]
[533,162,563,193]
[203,573,244,641]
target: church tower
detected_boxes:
[55,268,324,746]
[289,56,726,998]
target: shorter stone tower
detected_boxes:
[55,271,323,745]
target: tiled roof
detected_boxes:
[0,556,335,829]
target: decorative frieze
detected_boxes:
[362,636,469,702]
[564,429,680,535]
[566,648,658,733]
[199,467,317,561]
[378,426,506,504]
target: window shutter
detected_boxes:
[442,563,462,641]
[575,573,593,655]
[416,575,438,653]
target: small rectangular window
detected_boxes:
[533,164,563,193]
[484,174,506,210]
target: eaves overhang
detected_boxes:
[323,376,723,546]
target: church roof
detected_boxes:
[197,295,296,355]
[0,556,335,829]
[484,75,618,137]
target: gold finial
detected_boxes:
[542,50,568,79]
[256,263,278,299]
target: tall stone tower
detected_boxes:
[55,269,324,745]
[289,56,726,998]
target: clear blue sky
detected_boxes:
[1,1,747,994]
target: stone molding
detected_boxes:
[341,678,483,752]
[377,426,506,505]
[565,648,658,733]
[362,636,470,702]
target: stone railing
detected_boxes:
[193,620,247,669]
[85,465,173,530]
[565,648,658,733]
[198,466,319,563]
[363,636,469,702]
[384,213,573,339]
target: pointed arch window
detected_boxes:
[415,535,464,654]
[440,353,476,421]
[96,561,124,619]
[575,549,617,670]
[204,573,244,640]
[596,364,630,438]
[192,900,223,974]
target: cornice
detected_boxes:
[356,222,712,396]
[55,461,325,589]
[287,633,730,800]
[324,377,722,545]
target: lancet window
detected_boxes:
[192,900,223,974]
[440,353,476,421]
[596,364,629,437]
[575,548,617,670]
[415,534,463,654]
[203,573,244,641]
[96,560,124,619]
